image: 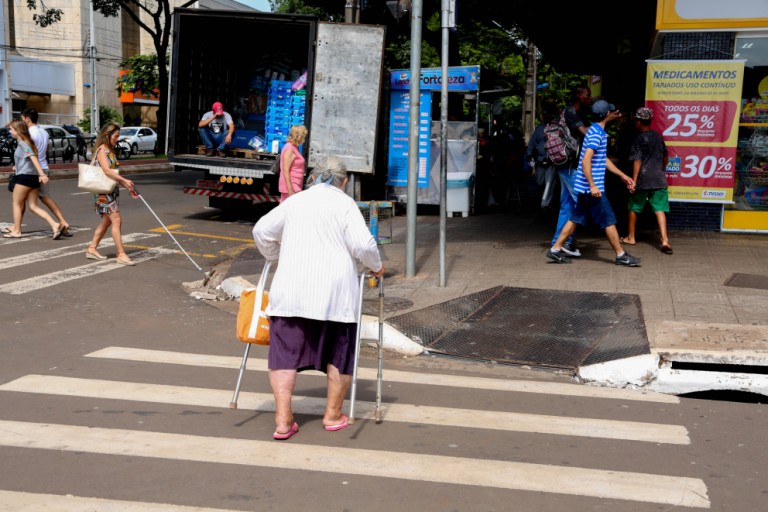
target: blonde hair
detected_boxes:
[287,125,308,145]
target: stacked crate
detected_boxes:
[265,80,292,153]
[290,90,306,128]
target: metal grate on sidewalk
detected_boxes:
[387,286,650,370]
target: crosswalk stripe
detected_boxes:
[0,247,176,294]
[0,233,160,270]
[0,491,239,512]
[0,375,690,444]
[0,420,709,507]
[86,346,680,403]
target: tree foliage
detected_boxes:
[116,53,167,98]
[79,105,124,134]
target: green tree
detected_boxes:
[79,105,124,134]
[116,53,167,99]
[25,0,197,153]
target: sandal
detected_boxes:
[85,247,107,260]
[661,244,674,255]
[61,226,73,237]
[3,231,22,239]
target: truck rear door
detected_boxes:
[309,23,385,175]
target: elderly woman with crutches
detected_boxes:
[252,156,384,440]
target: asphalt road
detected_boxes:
[0,170,765,511]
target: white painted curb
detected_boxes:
[577,354,659,388]
[360,314,424,356]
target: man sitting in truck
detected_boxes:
[198,101,235,157]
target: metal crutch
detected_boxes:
[230,260,271,409]
[349,272,385,424]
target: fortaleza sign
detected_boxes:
[390,66,480,92]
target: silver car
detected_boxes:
[119,126,158,155]
[37,124,80,162]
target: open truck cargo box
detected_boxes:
[168,8,385,210]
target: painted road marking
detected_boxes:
[86,346,680,403]
[0,375,689,444]
[0,233,160,270]
[0,491,238,512]
[0,247,176,295]
[0,420,709,507]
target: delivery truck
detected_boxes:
[167,8,386,212]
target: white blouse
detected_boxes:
[252,183,383,323]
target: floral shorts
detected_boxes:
[95,191,119,215]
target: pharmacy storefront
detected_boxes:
[654,0,768,232]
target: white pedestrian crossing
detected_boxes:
[0,246,176,294]
[0,420,709,507]
[0,374,690,443]
[0,239,710,508]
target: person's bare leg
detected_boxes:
[605,225,624,256]
[551,220,577,251]
[108,212,131,262]
[656,211,670,247]
[623,211,637,244]
[40,196,69,230]
[269,369,297,432]
[26,190,60,232]
[9,185,30,235]
[88,215,111,257]
[323,363,352,426]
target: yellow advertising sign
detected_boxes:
[657,0,768,30]
[645,60,745,203]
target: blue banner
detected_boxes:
[390,66,480,92]
[387,90,432,187]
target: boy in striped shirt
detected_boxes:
[546,100,640,267]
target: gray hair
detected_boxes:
[308,155,348,188]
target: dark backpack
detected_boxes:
[544,110,579,166]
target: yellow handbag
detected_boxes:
[236,261,272,345]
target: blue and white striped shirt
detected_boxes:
[574,123,608,193]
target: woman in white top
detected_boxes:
[252,156,384,440]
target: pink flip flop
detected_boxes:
[323,414,349,432]
[273,422,299,440]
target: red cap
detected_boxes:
[212,102,224,113]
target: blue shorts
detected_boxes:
[570,193,617,229]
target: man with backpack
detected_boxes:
[548,84,593,257]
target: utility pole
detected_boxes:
[89,2,99,136]
[522,41,537,143]
[405,0,422,278]
[344,0,360,24]
[437,0,454,287]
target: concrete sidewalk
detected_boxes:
[220,206,768,396]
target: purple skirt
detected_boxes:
[268,316,358,375]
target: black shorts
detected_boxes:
[14,174,41,189]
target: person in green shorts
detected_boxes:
[621,107,672,254]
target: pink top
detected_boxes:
[278,142,305,195]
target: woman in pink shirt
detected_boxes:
[278,125,308,202]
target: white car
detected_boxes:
[119,126,158,155]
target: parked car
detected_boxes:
[38,124,80,163]
[0,127,17,166]
[119,126,158,155]
[62,124,94,158]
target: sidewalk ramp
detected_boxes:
[387,286,650,370]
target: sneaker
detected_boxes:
[546,249,570,264]
[205,149,214,156]
[217,150,227,157]
[561,242,581,257]
[616,252,641,267]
